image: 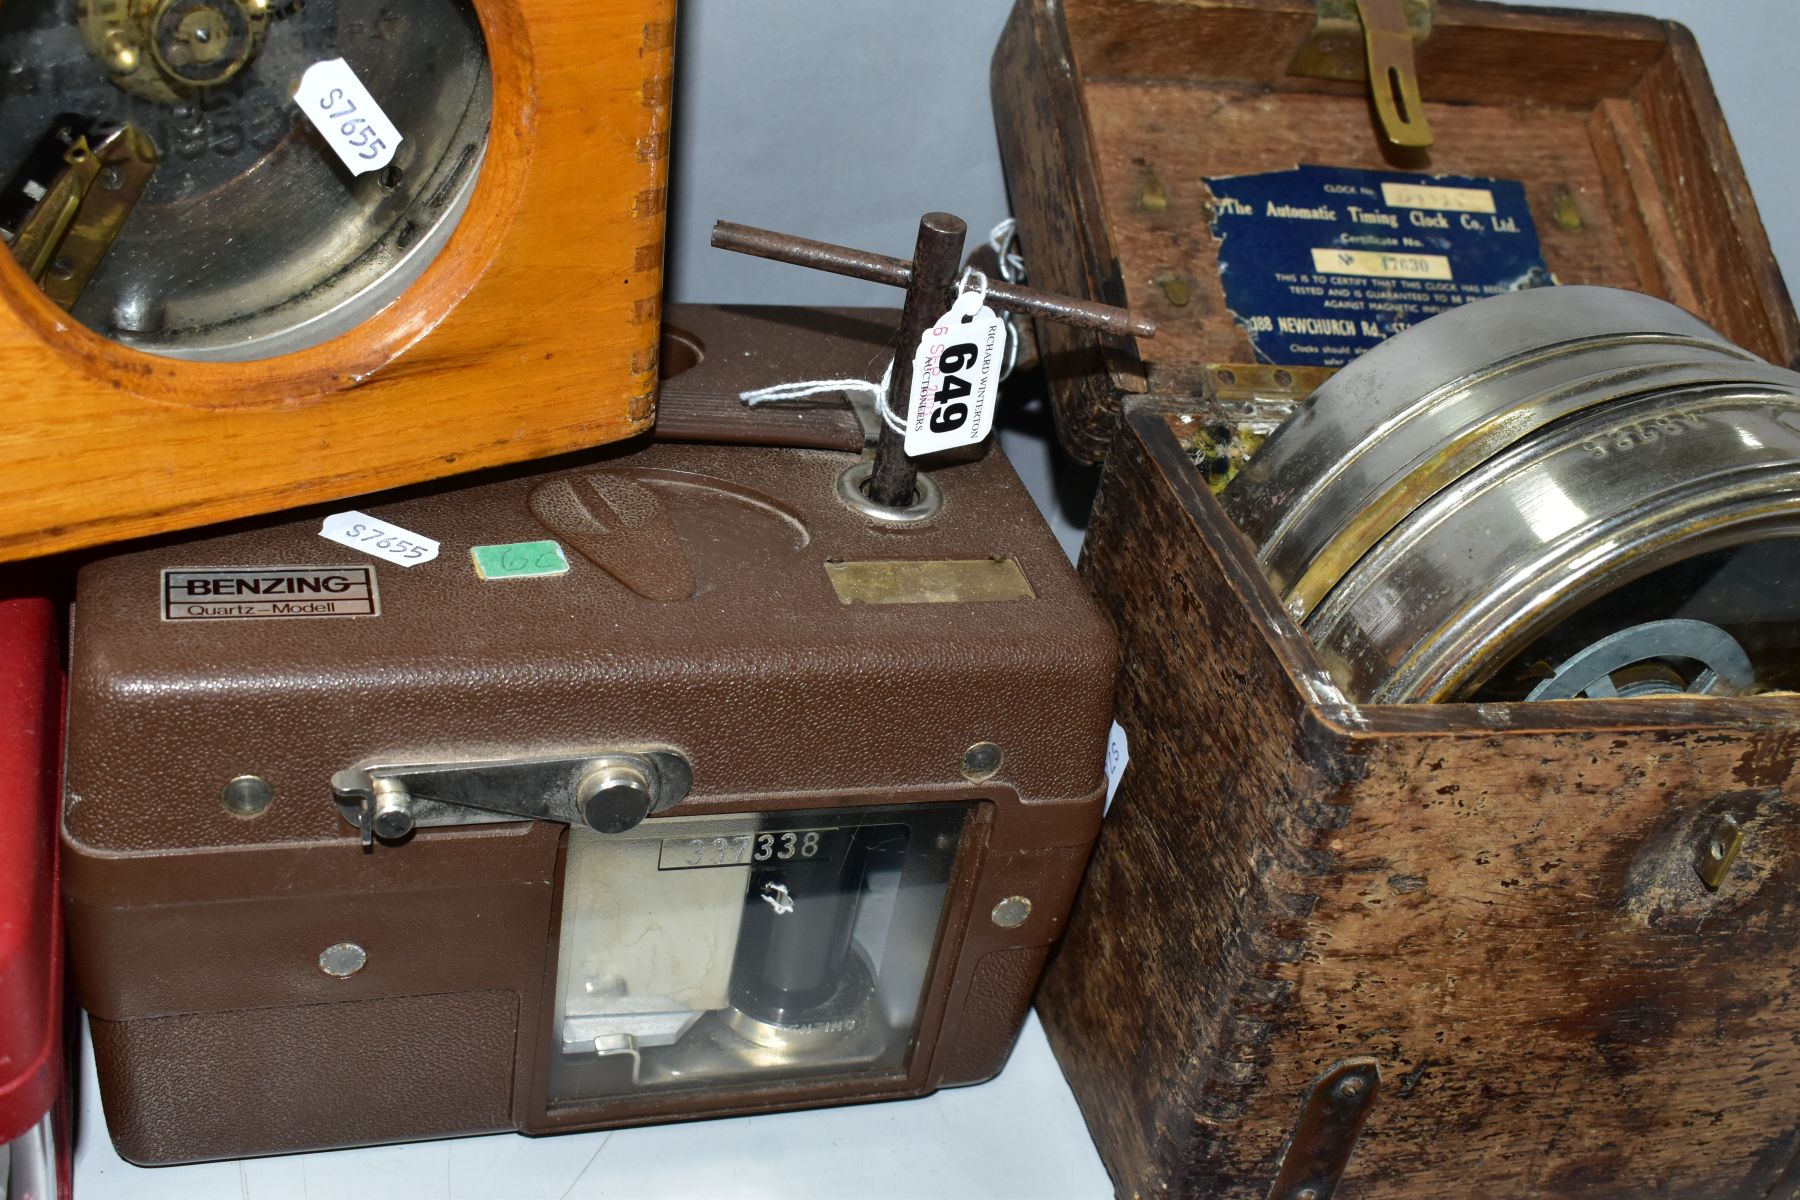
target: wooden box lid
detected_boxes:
[994,0,1800,461]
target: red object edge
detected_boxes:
[0,595,63,1149]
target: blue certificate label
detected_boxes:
[1206,165,1553,367]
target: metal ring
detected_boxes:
[1222,286,1800,704]
[1222,287,1792,620]
[1301,385,1800,701]
[834,460,943,523]
[1525,619,1755,701]
[23,0,493,358]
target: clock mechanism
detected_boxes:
[0,0,490,360]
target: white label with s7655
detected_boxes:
[294,58,404,175]
[319,510,439,567]
[1103,720,1130,816]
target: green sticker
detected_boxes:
[470,540,570,580]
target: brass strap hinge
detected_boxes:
[1290,0,1436,150]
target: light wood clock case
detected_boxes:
[0,0,675,558]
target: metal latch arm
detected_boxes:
[331,749,694,848]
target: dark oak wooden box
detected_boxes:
[993,0,1800,462]
[1041,406,1800,1197]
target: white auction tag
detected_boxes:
[293,58,404,175]
[903,289,1006,457]
[319,510,439,567]
[1103,719,1130,815]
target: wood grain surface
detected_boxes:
[1040,407,1800,1198]
[1087,86,1643,375]
[0,0,675,561]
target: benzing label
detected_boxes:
[162,567,380,621]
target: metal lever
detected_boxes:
[4,119,158,306]
[332,749,694,848]
[710,222,1158,340]
[712,216,1156,511]
[8,137,100,281]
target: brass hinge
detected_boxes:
[1290,0,1435,150]
[1182,364,1334,494]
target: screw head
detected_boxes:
[221,774,271,818]
[961,742,1003,783]
[318,942,367,978]
[1334,1074,1367,1100]
[991,895,1033,928]
[103,30,141,73]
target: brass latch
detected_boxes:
[3,120,158,310]
[1290,0,1435,150]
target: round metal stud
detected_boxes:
[961,741,1004,782]
[220,774,271,818]
[318,942,367,978]
[369,779,415,841]
[577,763,654,834]
[371,805,414,841]
[990,895,1032,929]
[835,460,944,524]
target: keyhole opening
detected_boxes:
[857,476,918,508]
[1388,66,1411,125]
